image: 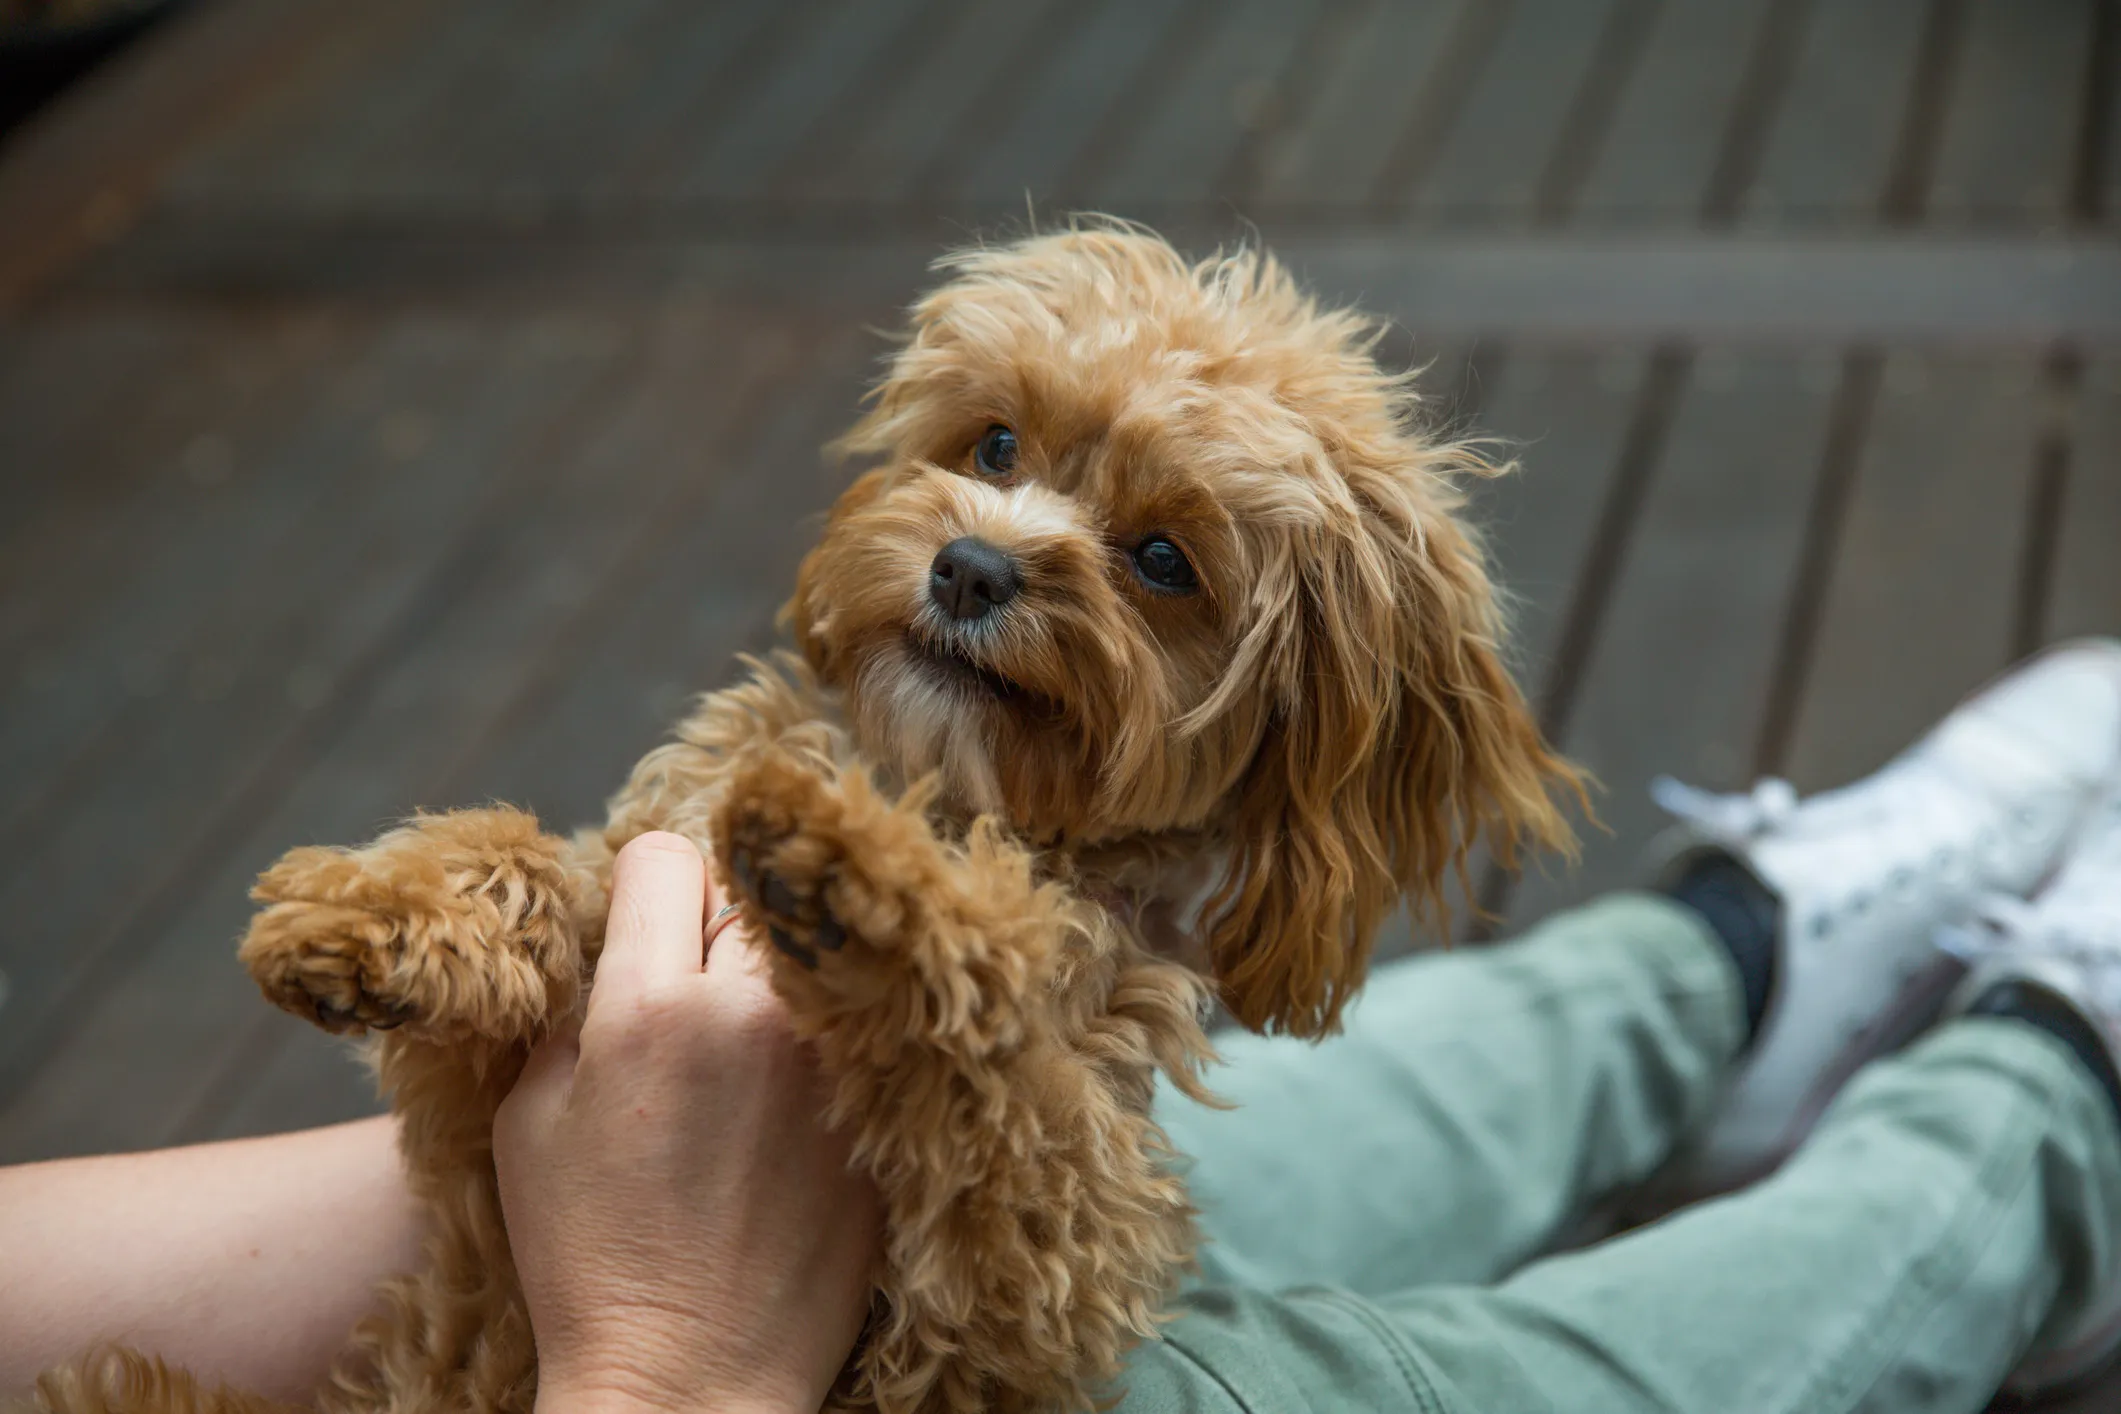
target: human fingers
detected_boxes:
[589,832,709,1009]
[494,1014,580,1155]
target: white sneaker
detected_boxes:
[1940,781,2121,1398]
[1649,639,2121,1199]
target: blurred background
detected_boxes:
[0,0,2114,1261]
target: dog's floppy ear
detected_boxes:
[787,467,890,675]
[1202,448,1581,1039]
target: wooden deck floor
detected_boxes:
[1,1,2117,1403]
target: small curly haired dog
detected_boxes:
[37,224,1577,1414]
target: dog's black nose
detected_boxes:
[929,536,1021,622]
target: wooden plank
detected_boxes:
[160,326,781,1144]
[550,2,793,209]
[1077,0,1327,211]
[0,308,189,581]
[184,333,877,1148]
[0,321,621,1115]
[1250,0,1471,210]
[1398,0,1622,222]
[1362,0,1513,212]
[1929,0,2099,224]
[942,0,1190,210]
[1783,353,2045,792]
[0,315,799,1161]
[0,317,502,1017]
[1881,0,1970,223]
[1507,351,1839,927]
[1571,0,1780,223]
[196,1019,382,1143]
[0,309,347,678]
[62,225,2121,344]
[444,334,876,828]
[0,0,429,308]
[266,0,584,214]
[1469,350,1652,687]
[403,0,676,215]
[0,321,407,859]
[1275,233,2121,343]
[0,318,379,837]
[1490,0,1919,921]
[1526,0,1669,225]
[161,0,487,206]
[2104,5,2121,222]
[349,7,659,217]
[775,0,1066,207]
[2046,356,2121,644]
[456,0,802,212]
[159,0,458,210]
[664,0,933,204]
[1371,347,1646,953]
[1743,0,1931,225]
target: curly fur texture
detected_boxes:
[32,223,1579,1414]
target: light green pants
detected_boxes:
[1122,893,2121,1414]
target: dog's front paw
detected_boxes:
[239,810,579,1041]
[713,749,927,1003]
[241,869,430,1034]
[725,840,843,971]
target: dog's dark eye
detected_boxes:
[1132,537,1198,594]
[975,425,1018,477]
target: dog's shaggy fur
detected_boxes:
[35,225,1578,1414]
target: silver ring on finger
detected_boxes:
[703,900,746,950]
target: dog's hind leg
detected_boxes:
[29,1344,293,1414]
[238,807,585,1047]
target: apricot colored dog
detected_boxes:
[37,225,1575,1414]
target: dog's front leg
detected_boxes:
[713,746,1211,1414]
[239,806,585,1046]
[38,816,586,1414]
[233,807,600,1414]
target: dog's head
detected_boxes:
[791,225,1578,1036]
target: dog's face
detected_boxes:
[792,227,1576,1035]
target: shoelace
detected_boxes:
[1650,776,1800,838]
[1940,894,2121,1016]
[1933,789,2121,1029]
[1654,765,2018,869]
[1654,763,2048,940]
[1944,792,2121,951]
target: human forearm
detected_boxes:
[0,1115,422,1404]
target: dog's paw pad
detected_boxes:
[307,993,417,1033]
[759,873,804,918]
[767,923,820,969]
[245,920,425,1035]
[727,842,765,897]
[722,836,854,974]
[281,967,417,1034]
[741,862,842,972]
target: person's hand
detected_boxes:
[494,832,881,1414]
